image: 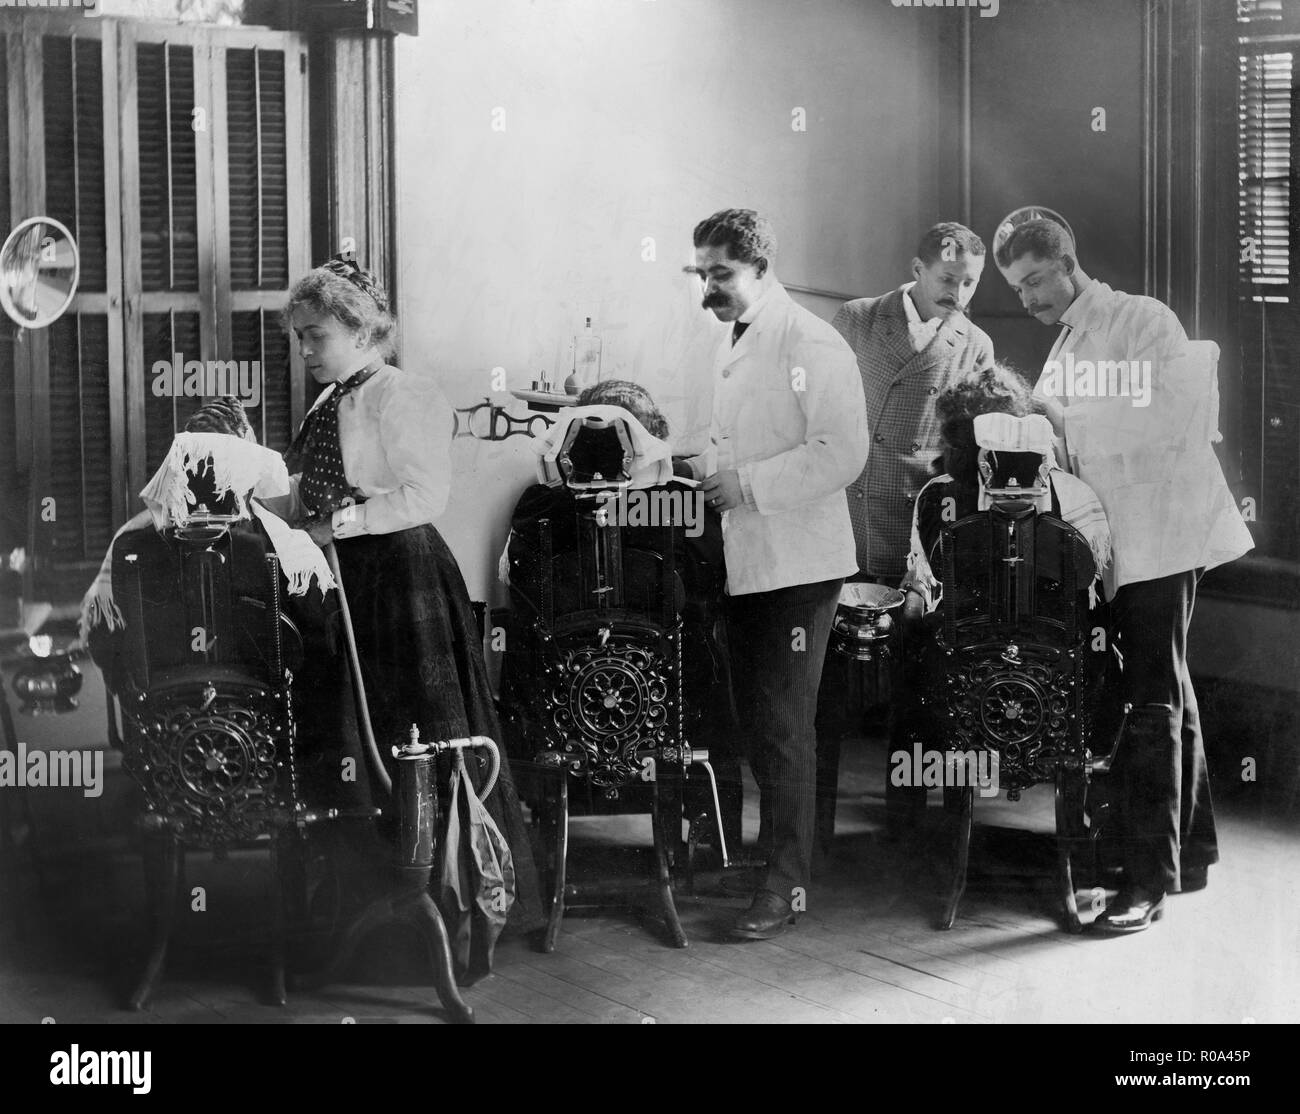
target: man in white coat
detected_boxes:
[683,209,869,939]
[997,217,1253,934]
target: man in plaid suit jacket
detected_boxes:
[832,223,995,581]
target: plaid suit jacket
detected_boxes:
[832,288,994,580]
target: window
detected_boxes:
[1236,14,1300,561]
[1238,0,1287,23]
[1238,51,1294,302]
[0,11,309,594]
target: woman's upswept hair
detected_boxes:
[185,396,255,441]
[283,260,397,356]
[935,363,1041,482]
[576,379,670,441]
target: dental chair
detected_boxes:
[901,416,1148,932]
[93,452,315,1009]
[498,412,733,950]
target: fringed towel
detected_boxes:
[79,433,335,640]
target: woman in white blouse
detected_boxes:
[280,261,543,962]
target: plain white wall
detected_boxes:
[393,0,948,601]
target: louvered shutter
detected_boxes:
[42,33,116,564]
[121,27,214,487]
[0,30,15,553]
[1238,1,1288,23]
[219,42,304,453]
[121,23,309,495]
[136,43,202,294]
[47,314,112,561]
[1238,51,1295,301]
[2,14,307,590]
[1238,15,1300,560]
[226,48,289,292]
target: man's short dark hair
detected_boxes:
[692,208,778,267]
[916,222,985,266]
[995,218,1076,270]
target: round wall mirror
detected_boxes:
[992,206,1076,261]
[0,217,80,329]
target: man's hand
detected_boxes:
[702,469,744,513]
[304,517,334,548]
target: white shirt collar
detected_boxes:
[901,282,944,352]
[901,282,941,327]
[1059,279,1112,333]
[737,281,781,325]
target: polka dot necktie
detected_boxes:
[286,361,383,516]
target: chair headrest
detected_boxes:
[536,404,675,490]
[558,416,634,492]
[974,413,1055,501]
[181,459,244,527]
[140,432,291,530]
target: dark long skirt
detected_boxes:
[290,524,544,938]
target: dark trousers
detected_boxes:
[725,577,843,903]
[1109,569,1218,894]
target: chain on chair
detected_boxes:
[500,414,729,950]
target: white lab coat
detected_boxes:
[688,283,869,596]
[1032,281,1253,597]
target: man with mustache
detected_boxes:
[832,223,994,582]
[829,223,994,839]
[996,217,1253,934]
[682,208,868,939]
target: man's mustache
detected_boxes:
[702,293,729,309]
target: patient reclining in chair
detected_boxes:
[888,364,1114,826]
[80,398,335,693]
[498,381,741,852]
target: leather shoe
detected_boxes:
[730,889,797,941]
[1090,887,1165,934]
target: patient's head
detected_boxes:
[185,397,256,441]
[181,398,256,516]
[576,380,670,442]
[935,363,1039,483]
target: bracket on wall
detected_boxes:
[451,398,556,442]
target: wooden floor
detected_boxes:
[2,733,1297,1025]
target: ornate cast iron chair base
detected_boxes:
[938,767,1088,934]
[117,672,306,1011]
[129,821,303,1010]
[938,706,1149,933]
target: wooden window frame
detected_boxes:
[1,10,311,599]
